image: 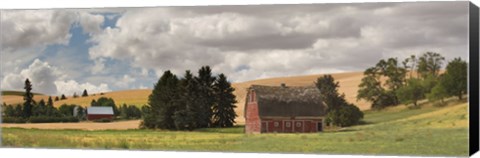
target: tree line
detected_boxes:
[140,66,237,130]
[1,79,141,123]
[357,52,467,109]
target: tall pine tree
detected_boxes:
[48,96,54,107]
[173,70,199,130]
[23,78,34,118]
[82,89,89,97]
[142,70,180,129]
[195,66,216,128]
[212,74,237,127]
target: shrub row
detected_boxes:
[2,117,27,123]
[3,116,79,123]
[92,118,112,123]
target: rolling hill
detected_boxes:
[1,71,370,123]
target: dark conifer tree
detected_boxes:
[34,99,47,116]
[141,70,180,129]
[212,74,237,127]
[23,78,34,118]
[54,96,60,101]
[91,99,97,106]
[82,89,88,97]
[14,104,23,117]
[47,96,54,107]
[61,94,67,100]
[195,66,216,128]
[173,70,199,130]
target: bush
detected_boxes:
[326,103,363,127]
[28,116,79,123]
[93,118,112,123]
[2,117,27,123]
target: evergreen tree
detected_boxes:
[212,74,237,127]
[48,96,54,107]
[82,89,88,97]
[173,70,199,130]
[33,99,47,116]
[3,104,15,117]
[315,75,346,112]
[91,99,97,106]
[120,104,129,119]
[59,104,76,116]
[14,104,23,117]
[141,70,180,129]
[23,78,34,118]
[316,75,363,127]
[442,58,468,100]
[61,94,67,100]
[195,66,216,128]
[54,96,60,101]
[45,99,58,117]
[128,105,142,119]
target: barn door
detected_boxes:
[317,122,323,132]
[284,121,293,133]
[294,121,303,133]
[261,122,267,133]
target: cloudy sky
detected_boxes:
[0,1,469,96]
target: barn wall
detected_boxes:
[261,119,323,133]
[87,114,114,120]
[245,101,261,133]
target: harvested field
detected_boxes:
[1,120,141,130]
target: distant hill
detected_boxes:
[1,71,369,123]
[2,90,43,96]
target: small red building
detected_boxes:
[86,106,114,120]
[244,84,327,134]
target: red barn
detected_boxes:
[244,84,327,134]
[87,107,114,120]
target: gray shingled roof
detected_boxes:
[87,106,114,115]
[246,85,327,117]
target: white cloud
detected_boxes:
[1,59,111,95]
[114,75,136,88]
[78,12,105,35]
[91,58,106,74]
[85,3,468,83]
[54,80,110,96]
[1,10,75,52]
[2,59,61,95]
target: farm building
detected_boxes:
[244,84,327,134]
[86,107,114,120]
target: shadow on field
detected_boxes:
[193,125,245,134]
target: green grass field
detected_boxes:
[1,100,469,156]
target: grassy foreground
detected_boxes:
[1,101,469,156]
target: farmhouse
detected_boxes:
[244,84,327,134]
[86,106,114,120]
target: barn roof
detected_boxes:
[247,84,327,117]
[87,106,114,115]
